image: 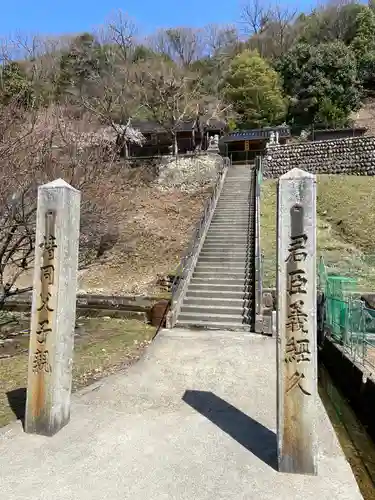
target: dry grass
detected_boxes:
[12,165,210,296]
[78,184,209,295]
[0,318,155,428]
[260,175,375,290]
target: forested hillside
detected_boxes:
[1,1,375,300]
[2,1,375,133]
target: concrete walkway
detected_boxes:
[0,329,363,499]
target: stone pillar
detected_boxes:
[276,168,318,475]
[25,179,81,436]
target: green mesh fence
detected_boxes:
[319,257,375,373]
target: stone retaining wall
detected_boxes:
[263,136,375,178]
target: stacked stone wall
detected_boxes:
[263,137,375,178]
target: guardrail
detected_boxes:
[166,156,231,328]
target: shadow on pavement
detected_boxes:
[183,390,277,470]
[6,387,27,429]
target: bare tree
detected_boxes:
[147,27,205,66]
[136,58,230,154]
[135,61,202,154]
[203,24,239,56]
[264,5,298,58]
[241,0,271,35]
[80,15,146,156]
[99,10,138,61]
[0,86,130,305]
[242,1,297,58]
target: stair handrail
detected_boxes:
[254,155,263,331]
[166,156,231,328]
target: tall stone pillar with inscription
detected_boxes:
[25,179,81,436]
[276,168,317,475]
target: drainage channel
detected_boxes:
[318,364,375,499]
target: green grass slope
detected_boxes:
[260,175,375,291]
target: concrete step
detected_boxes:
[203,240,250,246]
[186,293,253,302]
[212,216,250,220]
[203,239,250,244]
[208,226,249,230]
[220,192,250,195]
[184,297,246,307]
[206,231,250,235]
[197,254,253,260]
[205,232,253,237]
[205,235,249,240]
[215,205,251,208]
[211,216,249,220]
[201,243,252,248]
[220,188,251,192]
[193,271,246,279]
[218,197,250,200]
[215,207,250,212]
[195,264,247,273]
[177,312,245,324]
[180,304,245,316]
[216,202,250,205]
[200,245,253,250]
[214,208,252,212]
[190,277,246,286]
[203,242,249,248]
[209,225,251,229]
[217,198,252,201]
[187,283,249,293]
[201,246,254,252]
[217,203,249,206]
[205,234,251,239]
[225,179,251,182]
[216,205,252,208]
[198,256,248,263]
[186,290,247,299]
[213,210,250,213]
[198,255,249,262]
[214,213,253,216]
[210,221,249,225]
[201,245,251,251]
[202,240,254,245]
[207,230,249,234]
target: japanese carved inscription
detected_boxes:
[32,210,57,374]
[277,169,317,475]
[284,205,312,398]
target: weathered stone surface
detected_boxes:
[263,136,375,178]
[277,168,318,475]
[25,179,81,436]
[157,154,222,192]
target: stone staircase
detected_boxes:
[176,164,255,331]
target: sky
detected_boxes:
[0,0,318,39]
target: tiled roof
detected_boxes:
[222,126,291,143]
[121,119,227,134]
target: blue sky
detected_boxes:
[1,0,317,38]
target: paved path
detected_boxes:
[0,329,363,499]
